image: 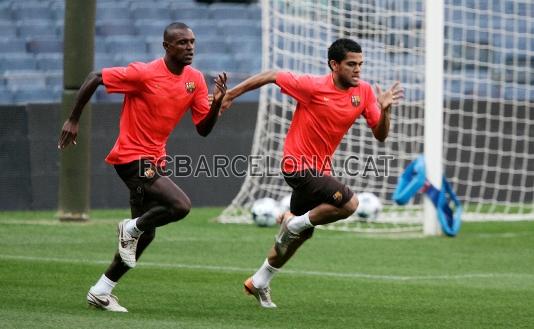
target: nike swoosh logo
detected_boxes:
[90,293,110,306]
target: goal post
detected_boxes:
[424,0,444,236]
[218,0,534,233]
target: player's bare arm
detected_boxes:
[58,71,103,149]
[371,81,404,142]
[221,70,278,113]
[196,72,227,137]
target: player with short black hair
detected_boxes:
[58,22,227,312]
[221,38,403,308]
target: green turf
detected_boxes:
[0,208,533,329]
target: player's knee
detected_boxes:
[169,196,191,221]
[340,195,358,218]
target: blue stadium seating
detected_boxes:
[105,36,147,55]
[131,3,173,21]
[0,54,37,71]
[0,0,529,105]
[36,53,63,71]
[0,21,18,38]
[96,20,137,37]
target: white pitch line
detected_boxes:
[1,254,532,282]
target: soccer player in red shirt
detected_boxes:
[58,22,228,312]
[221,38,403,308]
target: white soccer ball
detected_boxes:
[356,192,382,220]
[279,194,292,213]
[251,197,280,227]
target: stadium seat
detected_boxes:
[145,37,165,58]
[187,21,220,38]
[193,53,237,73]
[0,38,27,53]
[3,70,47,91]
[45,71,62,89]
[26,38,63,54]
[18,20,58,38]
[0,89,14,104]
[0,54,37,72]
[172,6,209,21]
[36,53,63,71]
[195,35,227,54]
[225,36,261,55]
[0,21,18,38]
[96,20,137,37]
[94,53,116,70]
[247,3,261,20]
[208,3,249,20]
[96,6,131,21]
[13,88,55,104]
[114,53,156,67]
[0,3,13,20]
[131,4,172,21]
[220,24,260,38]
[135,20,167,38]
[105,36,147,55]
[12,3,54,21]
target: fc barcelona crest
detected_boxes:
[185,81,196,94]
[351,95,360,107]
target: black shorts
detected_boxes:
[283,169,354,216]
[114,159,167,218]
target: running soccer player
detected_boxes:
[58,22,227,312]
[221,38,403,308]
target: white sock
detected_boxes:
[251,259,279,289]
[90,274,117,295]
[287,212,314,234]
[125,217,143,237]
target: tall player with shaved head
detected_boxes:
[59,22,227,312]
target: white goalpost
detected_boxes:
[218,0,534,233]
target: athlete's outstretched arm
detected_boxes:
[58,71,103,149]
[371,81,404,142]
[196,72,227,137]
[220,70,278,113]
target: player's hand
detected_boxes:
[212,72,227,106]
[58,119,79,149]
[376,81,404,110]
[220,93,233,115]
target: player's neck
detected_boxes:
[331,74,350,91]
[163,56,185,75]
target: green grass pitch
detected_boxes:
[0,208,533,329]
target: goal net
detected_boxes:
[218,0,534,232]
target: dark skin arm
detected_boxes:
[371,81,403,142]
[196,72,227,137]
[58,71,103,149]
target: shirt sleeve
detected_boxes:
[102,63,144,94]
[190,73,210,125]
[362,84,382,129]
[275,71,314,105]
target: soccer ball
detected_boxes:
[251,198,280,227]
[278,193,292,213]
[356,192,382,220]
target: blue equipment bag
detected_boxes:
[393,156,462,236]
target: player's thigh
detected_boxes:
[143,176,191,209]
[312,175,354,208]
[290,174,353,213]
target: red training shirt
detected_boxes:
[276,71,381,175]
[102,58,209,165]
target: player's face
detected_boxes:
[332,52,364,88]
[163,28,195,66]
